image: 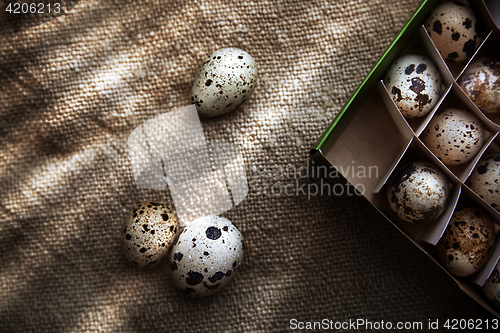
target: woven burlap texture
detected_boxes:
[0,0,496,332]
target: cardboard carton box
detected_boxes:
[312,0,500,318]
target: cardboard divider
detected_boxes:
[422,18,491,79]
[377,81,417,138]
[416,134,462,184]
[372,138,413,194]
[411,135,462,184]
[478,138,500,154]
[456,30,495,77]
[378,26,453,135]
[379,79,451,137]
[324,89,413,201]
[418,25,456,87]
[464,136,500,214]
[376,138,460,243]
[460,182,500,229]
[460,131,500,181]
[421,184,461,245]
[458,280,500,317]
[451,79,500,133]
[434,185,500,286]
[410,137,462,245]
[456,30,494,79]
[418,86,498,181]
[371,191,436,246]
[456,32,500,126]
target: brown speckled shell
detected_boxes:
[436,206,495,277]
[121,202,179,268]
[458,58,500,114]
[169,215,244,297]
[422,108,484,165]
[384,54,442,118]
[387,161,450,223]
[483,260,500,311]
[191,47,258,117]
[467,154,500,211]
[425,2,481,62]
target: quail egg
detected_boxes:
[387,161,450,223]
[421,108,484,165]
[425,2,481,62]
[384,54,442,118]
[436,206,495,277]
[122,202,179,268]
[483,259,500,312]
[191,47,258,117]
[170,215,244,297]
[467,154,500,211]
[458,58,500,114]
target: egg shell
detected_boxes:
[467,154,500,211]
[436,206,495,277]
[458,58,500,114]
[170,215,244,297]
[122,202,179,268]
[387,161,450,223]
[384,54,442,118]
[425,2,481,62]
[421,108,484,165]
[191,47,258,117]
[483,260,500,312]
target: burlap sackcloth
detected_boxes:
[0,0,497,332]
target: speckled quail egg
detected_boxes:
[387,161,450,223]
[191,47,258,117]
[436,205,495,277]
[421,108,484,165]
[384,54,442,118]
[170,215,244,297]
[122,202,179,268]
[483,259,500,311]
[425,2,481,62]
[467,154,500,210]
[458,58,500,114]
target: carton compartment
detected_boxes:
[465,137,500,213]
[379,73,450,138]
[456,33,500,125]
[429,186,500,286]
[379,26,453,136]
[422,8,490,79]
[418,85,498,182]
[324,88,412,199]
[375,138,460,245]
